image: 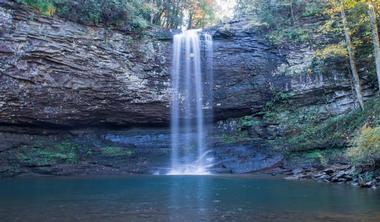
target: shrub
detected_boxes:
[303,2,324,17]
[285,149,343,167]
[272,96,380,152]
[16,0,59,16]
[348,126,380,165]
[238,116,256,129]
[268,26,311,45]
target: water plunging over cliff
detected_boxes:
[169,30,214,175]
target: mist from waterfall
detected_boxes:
[168,29,213,175]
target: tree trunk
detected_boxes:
[368,3,380,92]
[340,1,365,110]
[290,1,296,25]
[188,12,193,29]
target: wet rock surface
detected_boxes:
[0,126,283,177]
[213,144,283,174]
[0,128,172,177]
[268,164,380,189]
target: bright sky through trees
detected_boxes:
[215,0,237,21]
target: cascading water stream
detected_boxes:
[168,29,213,175]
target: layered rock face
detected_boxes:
[211,22,285,119]
[0,2,375,177]
[0,2,283,128]
[0,2,171,127]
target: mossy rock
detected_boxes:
[101,146,136,158]
[15,142,81,166]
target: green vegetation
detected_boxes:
[16,0,219,30]
[236,0,379,45]
[236,0,329,45]
[16,142,80,165]
[237,116,257,129]
[217,116,259,144]
[286,148,344,167]
[348,125,380,165]
[16,0,151,29]
[261,93,380,167]
[101,146,135,157]
[233,1,380,167]
[13,142,136,166]
[16,0,57,16]
[267,26,311,45]
[315,44,348,60]
[266,97,380,152]
[236,0,380,86]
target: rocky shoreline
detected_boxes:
[268,163,380,189]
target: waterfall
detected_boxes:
[168,29,213,175]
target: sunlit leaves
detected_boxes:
[327,0,380,14]
[16,0,60,16]
[315,44,349,59]
[348,125,380,165]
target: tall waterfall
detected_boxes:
[169,29,213,175]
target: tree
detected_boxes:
[368,2,380,92]
[234,0,308,28]
[144,0,216,29]
[17,0,217,29]
[187,0,216,28]
[326,0,365,110]
[339,0,364,110]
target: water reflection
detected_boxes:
[169,176,212,222]
[0,176,379,222]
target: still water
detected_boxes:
[0,175,379,222]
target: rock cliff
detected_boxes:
[0,1,376,177]
[0,1,283,128]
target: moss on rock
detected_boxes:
[15,142,81,166]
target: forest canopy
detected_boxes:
[17,0,380,30]
[15,0,231,30]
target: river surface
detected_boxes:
[0,175,379,222]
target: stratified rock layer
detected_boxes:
[1,2,171,127]
[0,2,284,128]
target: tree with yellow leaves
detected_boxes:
[329,0,380,105]
[328,0,365,109]
[186,0,216,29]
